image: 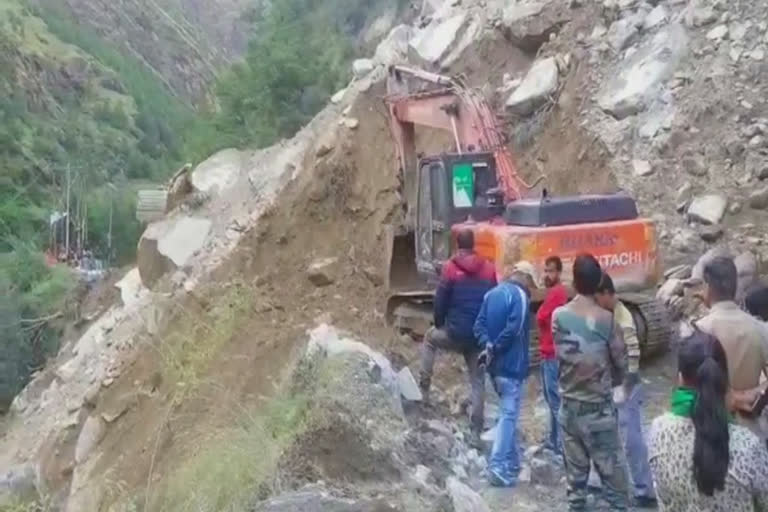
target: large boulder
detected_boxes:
[306,257,340,287]
[352,58,375,79]
[685,1,717,27]
[687,195,727,225]
[749,186,768,209]
[409,13,468,64]
[114,268,145,307]
[307,324,399,398]
[137,216,212,288]
[608,18,639,51]
[506,57,559,116]
[501,2,567,52]
[190,148,243,196]
[598,23,688,119]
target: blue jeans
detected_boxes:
[539,358,562,453]
[618,384,655,499]
[489,376,524,482]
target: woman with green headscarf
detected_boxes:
[648,331,768,511]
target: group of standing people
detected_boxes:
[417,228,768,511]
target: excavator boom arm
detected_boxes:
[385,65,538,204]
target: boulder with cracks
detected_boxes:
[598,23,689,119]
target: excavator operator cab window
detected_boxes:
[441,153,503,224]
[451,161,502,210]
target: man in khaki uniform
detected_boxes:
[695,256,768,434]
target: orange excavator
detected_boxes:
[382,65,672,361]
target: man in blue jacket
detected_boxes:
[474,261,535,487]
[419,229,497,440]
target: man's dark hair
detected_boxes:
[745,284,768,321]
[545,255,563,272]
[456,229,475,250]
[573,254,602,295]
[703,257,737,301]
[596,272,616,295]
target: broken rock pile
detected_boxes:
[656,247,760,321]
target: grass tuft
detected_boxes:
[152,394,309,512]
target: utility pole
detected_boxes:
[65,162,71,260]
[108,187,114,265]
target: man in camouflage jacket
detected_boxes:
[552,254,629,511]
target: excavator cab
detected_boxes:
[414,152,503,281]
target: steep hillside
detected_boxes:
[28,0,251,106]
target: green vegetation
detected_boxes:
[146,282,307,511]
[191,0,404,156]
[154,396,309,512]
[156,284,253,393]
[0,238,75,410]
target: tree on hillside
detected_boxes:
[213,0,352,148]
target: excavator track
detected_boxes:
[620,292,676,361]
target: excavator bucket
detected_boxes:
[383,226,422,292]
[383,225,434,339]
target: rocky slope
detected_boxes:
[3,0,768,511]
[506,0,768,266]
